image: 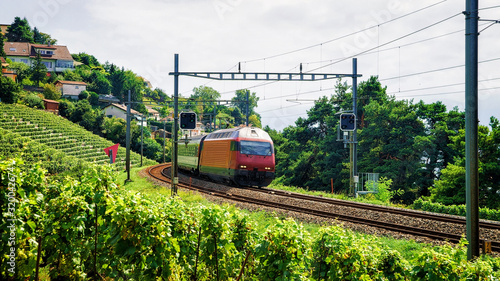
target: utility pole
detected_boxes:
[140,114,144,167]
[246,90,249,126]
[163,119,166,163]
[465,0,479,260]
[125,90,131,182]
[171,54,179,196]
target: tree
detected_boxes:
[58,100,75,119]
[70,99,92,123]
[87,71,111,95]
[31,52,48,86]
[0,38,6,59]
[0,76,21,103]
[78,90,89,100]
[88,91,100,106]
[232,89,259,119]
[33,27,44,44]
[8,61,30,84]
[42,83,61,100]
[6,17,34,42]
[72,53,100,67]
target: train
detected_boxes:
[178,127,275,187]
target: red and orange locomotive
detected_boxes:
[178,127,275,187]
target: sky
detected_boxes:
[1,0,499,131]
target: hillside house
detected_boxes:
[145,106,160,121]
[103,103,145,126]
[55,80,87,100]
[3,42,75,73]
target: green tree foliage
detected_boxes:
[70,99,92,123]
[88,91,100,106]
[42,83,61,100]
[0,76,21,103]
[62,68,83,81]
[358,98,426,203]
[87,70,112,95]
[58,99,75,119]
[0,38,6,58]
[31,52,48,86]
[32,27,44,43]
[23,93,44,109]
[7,61,30,83]
[6,17,34,42]
[232,89,259,119]
[431,117,500,209]
[78,90,89,100]
[72,52,100,67]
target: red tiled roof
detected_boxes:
[4,42,74,61]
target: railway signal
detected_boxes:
[180,112,197,130]
[340,113,356,131]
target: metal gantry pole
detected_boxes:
[246,90,249,126]
[465,0,480,260]
[125,90,131,182]
[172,54,180,196]
[140,114,144,167]
[352,58,358,195]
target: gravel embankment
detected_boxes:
[141,167,500,250]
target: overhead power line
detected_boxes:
[239,1,447,64]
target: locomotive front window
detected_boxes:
[240,141,272,156]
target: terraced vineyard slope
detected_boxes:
[0,103,157,168]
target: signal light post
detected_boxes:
[180,112,197,130]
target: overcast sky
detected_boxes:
[1,0,499,130]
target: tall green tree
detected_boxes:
[232,89,259,120]
[6,17,34,42]
[31,52,48,86]
[358,98,427,203]
[32,27,44,44]
[431,117,500,209]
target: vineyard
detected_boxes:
[0,104,156,169]
[1,158,500,280]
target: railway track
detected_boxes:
[146,163,500,252]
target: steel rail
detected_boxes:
[145,164,500,252]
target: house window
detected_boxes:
[9,48,16,51]
[43,61,52,68]
[20,59,28,64]
[75,86,79,89]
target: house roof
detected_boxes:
[43,99,60,104]
[105,103,141,115]
[55,80,87,86]
[145,106,159,114]
[4,42,74,61]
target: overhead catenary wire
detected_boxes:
[239,0,448,64]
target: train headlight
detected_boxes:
[265,167,271,170]
[239,165,247,169]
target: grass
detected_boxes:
[115,165,437,260]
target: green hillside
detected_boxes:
[0,103,157,169]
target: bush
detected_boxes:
[42,83,61,100]
[412,198,500,221]
[23,93,44,109]
[0,76,21,104]
[78,90,89,100]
